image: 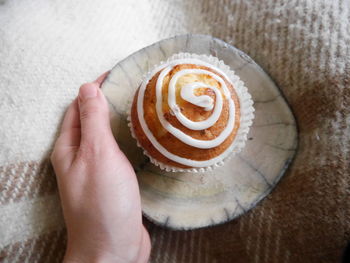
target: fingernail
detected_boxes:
[79,84,97,100]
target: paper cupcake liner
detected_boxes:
[127,52,255,173]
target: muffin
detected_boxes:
[129,53,254,172]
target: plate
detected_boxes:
[101,34,298,230]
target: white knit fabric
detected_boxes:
[0,0,209,166]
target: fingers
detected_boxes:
[94,71,109,85]
[52,72,112,167]
[58,99,81,148]
[60,72,109,137]
[61,99,80,133]
[51,99,81,171]
[78,81,113,149]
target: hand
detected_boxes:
[51,73,151,263]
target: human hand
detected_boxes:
[51,73,151,263]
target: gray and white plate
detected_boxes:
[101,34,298,230]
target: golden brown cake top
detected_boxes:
[130,55,253,171]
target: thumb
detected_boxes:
[78,81,113,146]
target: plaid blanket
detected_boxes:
[1,0,349,262]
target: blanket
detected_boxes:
[1,0,349,262]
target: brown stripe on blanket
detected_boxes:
[144,219,218,263]
[0,159,57,206]
[0,228,66,263]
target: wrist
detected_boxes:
[63,239,149,263]
[64,249,123,263]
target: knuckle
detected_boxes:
[80,105,102,121]
[79,100,109,121]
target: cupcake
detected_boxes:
[129,53,254,172]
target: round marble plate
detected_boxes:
[101,34,298,230]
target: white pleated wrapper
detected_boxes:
[127,52,255,172]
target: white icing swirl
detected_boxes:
[136,58,238,167]
[180,82,214,111]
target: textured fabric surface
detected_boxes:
[1,0,349,262]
